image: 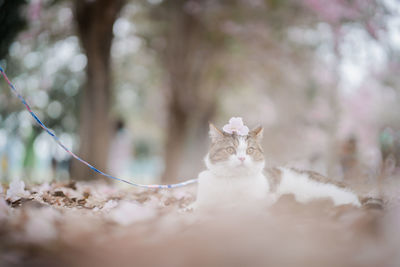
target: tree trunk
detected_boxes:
[71,0,125,181]
[156,1,226,183]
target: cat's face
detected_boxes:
[206,123,265,175]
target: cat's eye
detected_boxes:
[226,146,236,154]
[246,147,255,154]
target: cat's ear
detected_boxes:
[250,126,263,141]
[209,123,224,142]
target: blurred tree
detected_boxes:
[0,0,84,183]
[302,0,388,178]
[148,0,326,182]
[149,0,228,183]
[72,0,126,180]
[0,0,27,60]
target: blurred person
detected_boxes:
[380,127,394,162]
[379,127,400,172]
[339,136,362,182]
[51,157,57,180]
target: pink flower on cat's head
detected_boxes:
[223,117,249,136]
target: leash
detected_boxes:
[0,66,198,189]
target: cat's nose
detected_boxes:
[238,157,245,162]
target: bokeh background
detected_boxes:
[0,0,399,185]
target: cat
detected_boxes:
[194,123,270,210]
[193,120,377,210]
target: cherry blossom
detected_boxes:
[6,179,30,202]
[222,117,249,136]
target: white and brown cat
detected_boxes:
[194,118,377,210]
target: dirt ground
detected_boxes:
[1,178,400,267]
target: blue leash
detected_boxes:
[0,66,198,189]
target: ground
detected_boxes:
[0,179,399,267]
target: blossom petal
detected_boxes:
[223,117,249,136]
[222,124,233,134]
[238,126,249,136]
[229,117,244,128]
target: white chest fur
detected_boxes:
[195,170,269,209]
